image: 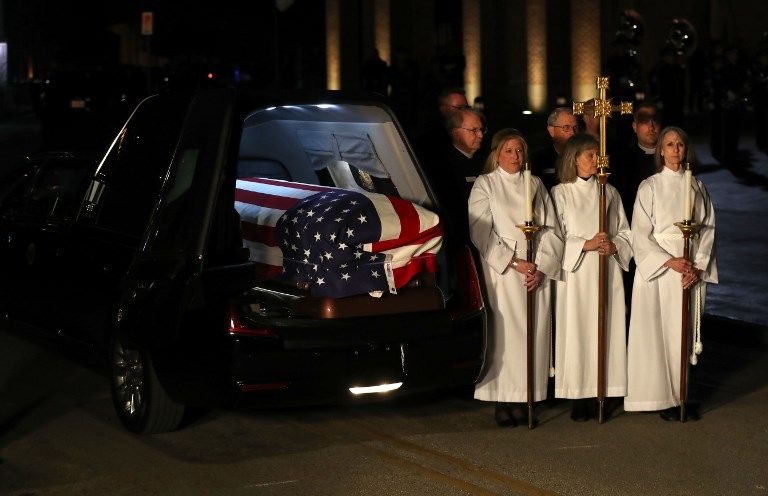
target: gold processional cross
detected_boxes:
[571,76,632,424]
[572,76,633,175]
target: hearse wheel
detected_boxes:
[110,336,185,434]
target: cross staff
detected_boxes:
[573,77,632,424]
[517,218,541,429]
[674,165,702,422]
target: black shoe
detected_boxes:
[659,404,702,422]
[685,403,702,421]
[570,399,590,422]
[494,403,518,427]
[604,397,621,418]
[659,407,679,421]
[511,403,538,428]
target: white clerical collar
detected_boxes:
[497,167,523,179]
[638,143,655,154]
[454,145,474,159]
[575,175,595,186]
[661,165,684,176]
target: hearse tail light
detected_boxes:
[349,382,403,395]
[228,305,278,338]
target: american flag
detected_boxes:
[235,178,443,298]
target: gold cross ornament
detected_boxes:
[573,77,633,171]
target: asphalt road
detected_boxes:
[1,316,767,496]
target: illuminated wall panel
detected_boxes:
[462,0,481,104]
[570,0,600,101]
[526,0,546,112]
[326,0,341,90]
[374,0,390,64]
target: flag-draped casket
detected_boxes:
[235,178,443,298]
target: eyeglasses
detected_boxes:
[460,127,487,135]
[551,124,579,132]
[443,104,471,110]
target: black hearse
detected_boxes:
[0,89,485,433]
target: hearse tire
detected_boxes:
[110,336,185,434]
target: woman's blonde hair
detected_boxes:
[654,126,696,173]
[558,134,599,183]
[483,128,528,174]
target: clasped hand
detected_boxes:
[512,259,544,292]
[665,257,701,289]
[583,232,616,256]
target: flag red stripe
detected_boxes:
[236,188,300,210]
[393,254,439,287]
[389,196,420,240]
[254,261,284,281]
[371,222,444,252]
[241,221,276,246]
[240,177,334,193]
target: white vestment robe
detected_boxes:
[469,168,563,403]
[624,167,718,411]
[552,178,632,399]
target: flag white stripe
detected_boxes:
[243,240,284,266]
[364,192,401,241]
[378,236,443,266]
[236,202,286,228]
[236,180,324,200]
[415,202,440,232]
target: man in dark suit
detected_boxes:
[530,107,578,190]
[415,88,470,155]
[424,108,486,244]
[615,102,660,311]
[613,102,660,222]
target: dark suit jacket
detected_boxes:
[530,145,559,191]
[611,144,656,222]
[423,144,484,245]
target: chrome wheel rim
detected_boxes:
[113,341,144,417]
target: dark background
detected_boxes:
[0,1,767,161]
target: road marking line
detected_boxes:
[370,445,501,496]
[245,480,298,488]
[283,417,505,495]
[349,419,559,496]
[555,445,598,450]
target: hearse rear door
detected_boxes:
[117,88,237,348]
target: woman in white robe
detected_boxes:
[551,134,632,421]
[625,126,717,420]
[469,128,563,427]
